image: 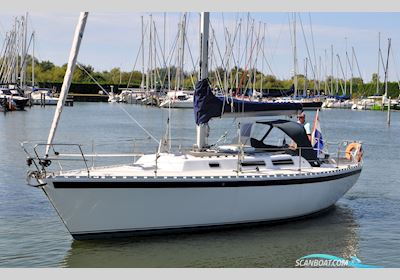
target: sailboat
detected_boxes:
[159,13,195,109]
[0,85,30,110]
[23,12,363,240]
[159,90,194,108]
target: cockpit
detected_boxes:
[218,119,321,167]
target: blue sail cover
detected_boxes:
[194,79,303,125]
[194,79,223,125]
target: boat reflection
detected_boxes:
[62,204,359,268]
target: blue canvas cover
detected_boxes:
[194,79,303,125]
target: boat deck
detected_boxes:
[52,159,359,179]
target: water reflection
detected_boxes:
[63,204,358,267]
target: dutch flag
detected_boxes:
[312,109,324,157]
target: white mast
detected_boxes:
[141,16,145,90]
[146,16,150,94]
[32,31,35,88]
[45,12,88,156]
[350,46,354,97]
[236,19,241,92]
[196,12,210,151]
[149,14,153,91]
[292,13,298,97]
[331,44,334,94]
[260,22,266,95]
[377,32,381,94]
[304,57,308,95]
[344,37,348,95]
[384,38,391,99]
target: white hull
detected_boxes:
[43,167,360,239]
[159,98,193,108]
[31,97,59,105]
[322,101,353,109]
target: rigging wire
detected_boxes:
[298,14,316,80]
[77,62,160,145]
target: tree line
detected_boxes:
[19,56,400,98]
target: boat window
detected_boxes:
[241,160,266,166]
[262,127,293,147]
[209,162,220,168]
[271,158,294,165]
[250,123,270,141]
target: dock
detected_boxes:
[67,93,108,102]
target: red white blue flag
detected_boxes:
[312,109,324,156]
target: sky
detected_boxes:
[1,12,400,82]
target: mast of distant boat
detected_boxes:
[45,12,88,156]
[196,12,210,151]
[32,31,35,89]
[384,38,391,101]
[292,13,298,98]
[141,16,145,91]
[377,32,381,95]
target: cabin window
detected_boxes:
[209,162,220,168]
[241,161,266,166]
[271,159,294,165]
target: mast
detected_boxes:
[236,19,241,93]
[324,49,327,95]
[141,16,145,90]
[350,46,354,97]
[304,57,308,96]
[344,37,348,95]
[153,20,157,91]
[164,12,166,66]
[32,31,35,88]
[261,22,266,95]
[19,13,28,89]
[45,12,88,156]
[149,14,153,91]
[318,55,322,94]
[196,12,210,151]
[336,55,339,94]
[181,13,186,90]
[377,32,381,94]
[331,44,334,95]
[293,13,298,97]
[147,15,151,93]
[384,38,391,99]
[23,12,28,88]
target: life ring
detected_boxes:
[345,142,363,162]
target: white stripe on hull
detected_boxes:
[43,170,360,236]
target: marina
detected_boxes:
[1,103,399,267]
[20,12,365,241]
[1,11,400,268]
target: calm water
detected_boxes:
[0,103,399,267]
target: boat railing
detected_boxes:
[220,140,363,174]
[21,139,362,186]
[21,141,146,183]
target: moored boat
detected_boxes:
[23,12,363,240]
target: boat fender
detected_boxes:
[345,142,363,162]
